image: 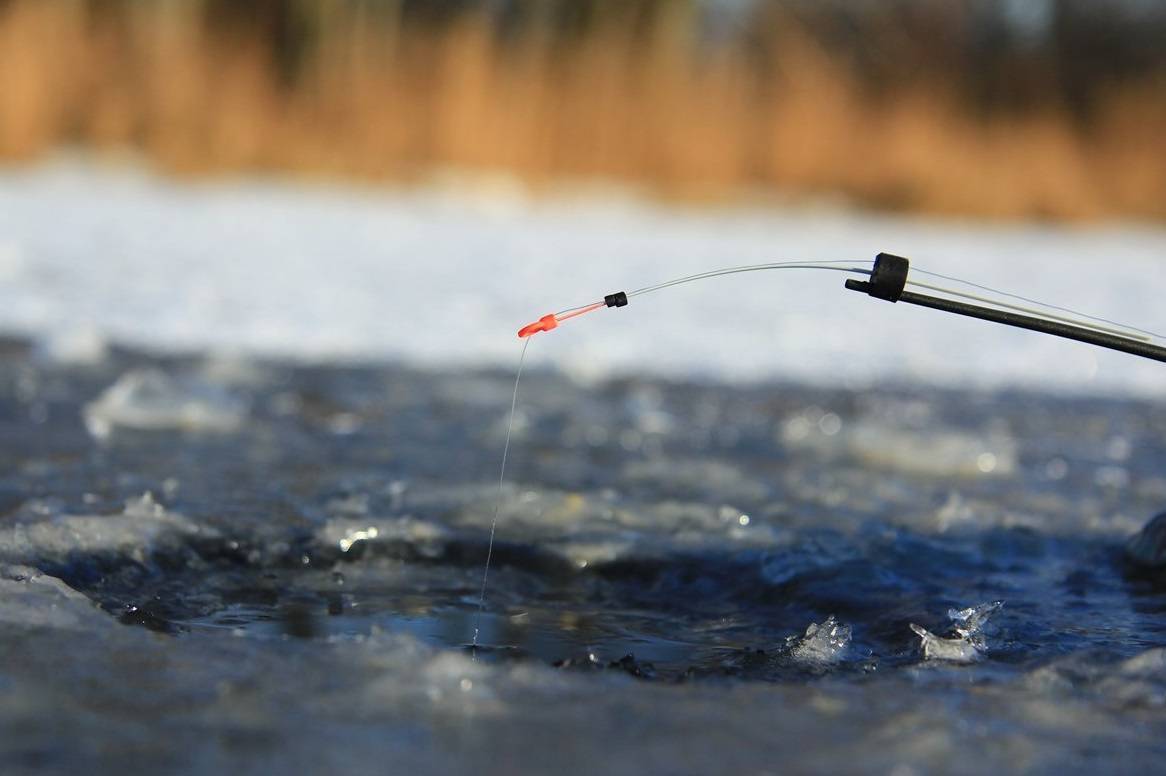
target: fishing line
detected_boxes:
[477,252,1164,647]
[516,253,1166,360]
[546,260,871,323]
[471,336,530,652]
[625,260,871,299]
[904,278,1152,342]
[911,267,1166,342]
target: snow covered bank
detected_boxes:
[1,160,1163,394]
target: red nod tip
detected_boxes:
[518,313,558,339]
[517,301,608,338]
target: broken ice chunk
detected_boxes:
[947,601,1003,639]
[789,615,852,663]
[319,517,449,557]
[847,421,1016,478]
[910,623,984,662]
[84,368,248,438]
[34,326,108,367]
[0,501,204,569]
[1126,511,1166,569]
[122,492,167,519]
[911,601,1003,663]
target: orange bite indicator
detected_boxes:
[517,301,609,338]
[517,313,558,339]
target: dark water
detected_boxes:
[2,336,1166,773]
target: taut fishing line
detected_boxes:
[471,337,529,651]
[471,252,1166,649]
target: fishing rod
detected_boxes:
[478,254,1165,649]
[516,253,1166,364]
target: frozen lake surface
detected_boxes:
[3,340,1166,773]
[1,162,1165,773]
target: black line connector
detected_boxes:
[605,291,628,308]
[865,253,910,302]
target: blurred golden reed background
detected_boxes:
[1,0,1164,220]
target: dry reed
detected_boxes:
[0,0,1162,220]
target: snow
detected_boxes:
[0,158,1164,394]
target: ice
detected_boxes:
[911,601,1003,662]
[1,162,1165,773]
[847,421,1017,478]
[83,368,248,438]
[1125,511,1166,569]
[0,565,111,630]
[947,601,1004,638]
[621,458,770,503]
[0,494,206,569]
[789,615,853,663]
[1096,650,1166,709]
[781,414,1019,478]
[318,517,449,558]
[1026,648,1166,711]
[122,491,167,519]
[909,624,983,662]
[32,325,108,366]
